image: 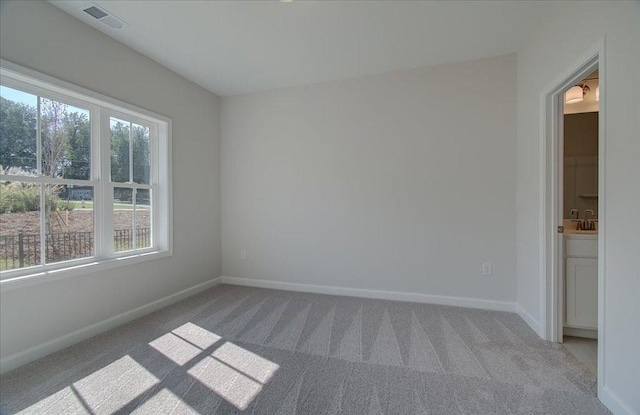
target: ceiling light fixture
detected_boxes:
[565,78,599,104]
[565,85,585,104]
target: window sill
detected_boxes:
[0,250,172,292]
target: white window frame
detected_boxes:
[0,60,172,290]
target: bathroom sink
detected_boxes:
[563,219,597,235]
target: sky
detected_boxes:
[1,85,37,107]
[1,85,90,117]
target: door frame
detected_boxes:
[539,37,605,391]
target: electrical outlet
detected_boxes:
[240,249,247,260]
[482,262,492,276]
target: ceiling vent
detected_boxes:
[82,4,125,29]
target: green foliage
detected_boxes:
[40,98,91,179]
[110,121,130,183]
[131,125,150,184]
[0,97,38,170]
[2,93,150,184]
[53,198,75,212]
[60,111,91,180]
[1,95,91,179]
[110,122,150,184]
[0,181,74,214]
[0,181,39,213]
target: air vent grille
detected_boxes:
[83,6,107,19]
[82,4,125,29]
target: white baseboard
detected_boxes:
[0,276,222,375]
[220,276,516,312]
[563,326,598,339]
[516,303,542,336]
[600,385,637,415]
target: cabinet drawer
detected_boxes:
[566,238,598,258]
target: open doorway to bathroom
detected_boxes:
[561,68,599,377]
[541,42,604,390]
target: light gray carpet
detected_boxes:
[0,284,610,414]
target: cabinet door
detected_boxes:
[566,257,598,329]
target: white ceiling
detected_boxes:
[50,1,546,96]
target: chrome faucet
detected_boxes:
[583,209,595,230]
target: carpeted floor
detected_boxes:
[0,284,610,414]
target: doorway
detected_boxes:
[541,40,605,390]
[561,71,599,375]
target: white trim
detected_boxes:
[99,109,113,258]
[0,175,98,186]
[600,386,637,415]
[596,39,607,397]
[539,37,610,407]
[0,59,171,124]
[516,303,542,336]
[221,276,517,312]
[539,38,603,340]
[0,250,170,292]
[0,276,222,375]
[563,327,597,339]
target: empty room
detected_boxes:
[0,1,638,414]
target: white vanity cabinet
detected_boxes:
[565,236,598,331]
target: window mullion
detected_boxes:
[37,97,46,266]
[128,120,135,250]
[100,110,114,258]
[36,96,42,175]
[152,184,157,249]
[129,121,133,183]
[0,175,98,186]
[151,126,158,249]
[133,188,137,251]
[91,105,102,259]
[39,181,46,266]
[151,124,157,186]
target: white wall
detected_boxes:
[516,1,640,413]
[0,1,221,364]
[222,54,517,305]
[3,3,635,411]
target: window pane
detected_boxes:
[44,185,93,264]
[136,189,151,249]
[0,181,42,272]
[110,118,130,183]
[132,124,150,184]
[114,187,133,252]
[0,86,38,172]
[40,98,91,180]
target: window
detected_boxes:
[0,61,171,285]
